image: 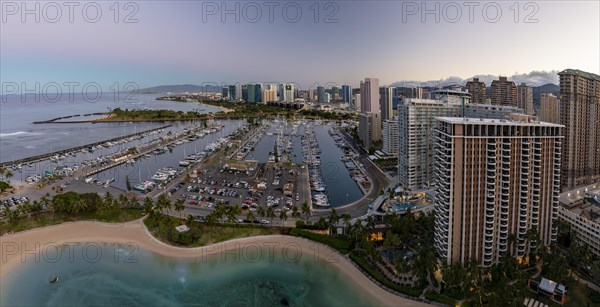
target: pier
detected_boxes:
[0,125,173,168]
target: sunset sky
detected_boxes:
[1,1,598,89]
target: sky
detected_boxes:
[1,1,599,91]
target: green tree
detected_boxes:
[246,210,255,222]
[301,202,311,221]
[279,209,288,226]
[266,206,275,225]
[291,205,301,220]
[174,199,185,220]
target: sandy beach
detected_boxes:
[0,219,428,306]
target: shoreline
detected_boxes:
[0,219,427,306]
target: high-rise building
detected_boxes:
[283,84,295,102]
[466,78,487,104]
[433,115,563,266]
[221,87,228,99]
[359,112,381,149]
[324,93,331,103]
[317,86,326,103]
[262,87,276,103]
[490,76,517,106]
[342,85,352,104]
[432,89,471,105]
[228,85,237,100]
[353,94,361,110]
[517,83,534,115]
[360,78,380,113]
[382,119,399,155]
[398,99,522,190]
[331,86,340,101]
[379,86,394,121]
[559,69,600,190]
[246,83,263,103]
[540,93,559,124]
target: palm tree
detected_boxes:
[227,205,241,230]
[301,202,311,221]
[266,206,275,225]
[174,199,185,220]
[340,213,352,236]
[257,206,266,220]
[413,246,439,291]
[246,210,256,222]
[279,209,288,226]
[185,214,195,227]
[291,206,301,220]
[328,208,339,233]
[30,200,43,220]
[103,192,114,210]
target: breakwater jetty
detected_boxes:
[32,112,109,124]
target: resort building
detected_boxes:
[466,78,487,104]
[382,119,399,156]
[397,99,521,190]
[490,76,517,106]
[558,183,600,257]
[540,93,560,124]
[558,69,600,190]
[433,115,563,266]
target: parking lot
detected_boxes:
[168,162,310,224]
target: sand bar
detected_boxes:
[0,219,428,306]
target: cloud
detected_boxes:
[389,70,559,87]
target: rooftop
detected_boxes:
[559,69,600,81]
[435,116,565,128]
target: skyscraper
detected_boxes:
[466,78,487,104]
[283,84,295,102]
[540,93,559,124]
[398,99,522,190]
[360,78,380,113]
[341,85,352,104]
[379,86,394,121]
[358,112,381,149]
[433,115,563,266]
[559,69,600,190]
[353,94,361,110]
[317,86,326,103]
[516,83,534,115]
[490,76,517,106]
[382,119,399,155]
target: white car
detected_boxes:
[261,220,269,225]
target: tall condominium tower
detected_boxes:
[433,115,563,266]
[466,78,487,104]
[540,93,559,124]
[490,76,517,106]
[360,78,380,113]
[559,69,600,190]
[341,85,352,104]
[517,83,534,115]
[379,86,394,121]
[382,118,399,155]
[358,112,381,149]
[397,99,522,190]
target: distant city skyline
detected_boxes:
[1,1,598,89]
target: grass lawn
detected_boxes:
[0,209,144,235]
[144,215,288,247]
[289,228,353,254]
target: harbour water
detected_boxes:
[0,244,380,307]
[0,93,221,162]
[244,121,363,208]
